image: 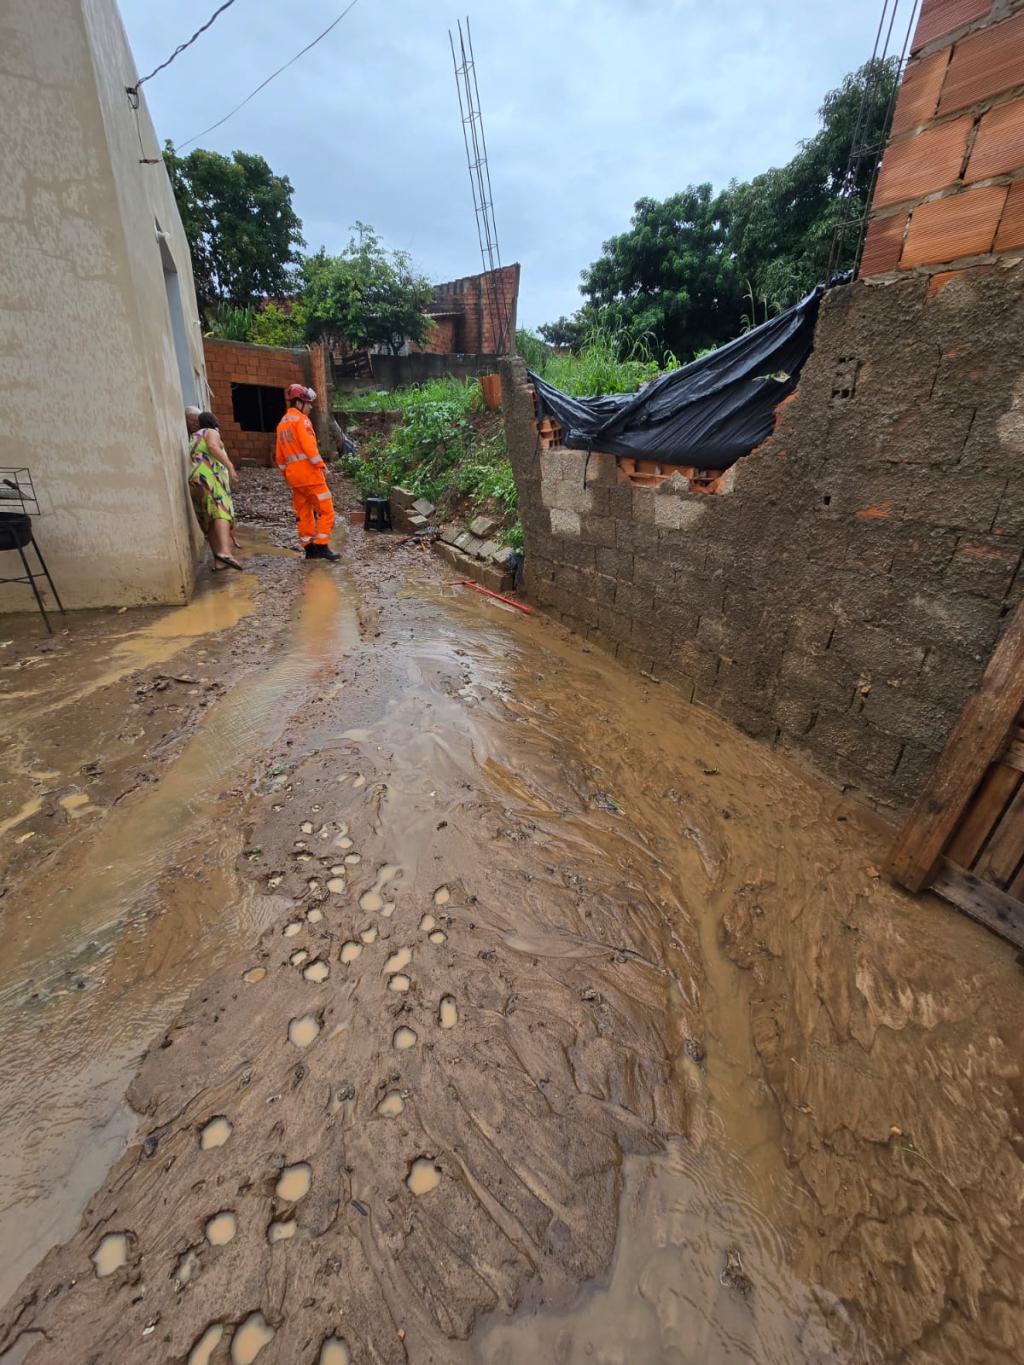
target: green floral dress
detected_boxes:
[188,429,234,533]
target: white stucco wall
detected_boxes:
[0,0,207,611]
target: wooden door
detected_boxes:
[889,603,1024,949]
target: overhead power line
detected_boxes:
[128,0,239,95]
[178,0,362,150]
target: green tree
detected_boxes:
[300,224,434,354]
[578,184,744,362]
[728,58,900,307]
[537,314,589,351]
[249,301,306,347]
[163,142,304,319]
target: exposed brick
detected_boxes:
[872,117,973,209]
[912,0,991,53]
[966,96,1024,181]
[859,212,909,276]
[994,179,1024,248]
[900,184,1008,265]
[937,9,1024,114]
[891,49,951,136]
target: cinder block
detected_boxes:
[550,508,581,537]
[901,185,1008,267]
[653,492,707,532]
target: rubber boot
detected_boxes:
[317,544,341,562]
[303,545,319,560]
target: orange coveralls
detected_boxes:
[274,406,335,548]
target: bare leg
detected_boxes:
[208,519,242,569]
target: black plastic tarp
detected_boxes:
[529,284,825,469]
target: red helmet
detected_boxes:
[286,383,316,403]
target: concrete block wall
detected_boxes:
[861,0,1024,277]
[203,339,311,466]
[501,260,1024,811]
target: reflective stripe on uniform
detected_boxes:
[316,490,331,500]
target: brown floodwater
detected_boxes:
[0,569,356,1304]
[1,536,1022,1364]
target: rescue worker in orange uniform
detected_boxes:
[275,385,340,561]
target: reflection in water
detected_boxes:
[0,570,354,1304]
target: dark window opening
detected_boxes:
[231,382,286,432]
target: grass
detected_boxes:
[516,326,662,397]
[335,376,480,414]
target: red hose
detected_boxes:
[449,579,533,614]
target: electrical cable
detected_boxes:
[129,0,239,94]
[178,0,362,150]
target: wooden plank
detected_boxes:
[931,859,1024,949]
[945,762,1021,867]
[974,782,1024,886]
[1003,739,1024,772]
[1007,856,1024,902]
[888,596,1024,892]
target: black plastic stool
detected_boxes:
[0,510,66,634]
[363,497,392,532]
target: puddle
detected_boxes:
[0,796,43,842]
[242,967,266,984]
[378,1092,405,1117]
[428,930,447,945]
[359,863,400,913]
[359,927,378,944]
[268,1219,296,1243]
[419,914,436,933]
[388,973,411,993]
[290,949,309,967]
[340,941,362,964]
[307,908,323,923]
[276,1163,311,1202]
[406,1157,442,1196]
[433,886,451,906]
[384,947,411,975]
[231,1311,274,1363]
[439,996,458,1029]
[188,1323,224,1365]
[283,921,303,937]
[288,1014,320,1047]
[58,793,93,819]
[393,1026,417,1050]
[199,1117,232,1150]
[320,1339,352,1365]
[303,960,330,983]
[326,877,346,894]
[205,1211,237,1246]
[90,1232,127,1277]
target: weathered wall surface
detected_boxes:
[203,339,312,467]
[0,0,208,611]
[503,264,1024,812]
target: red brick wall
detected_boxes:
[203,339,312,466]
[861,0,1024,278]
[412,264,520,356]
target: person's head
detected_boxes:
[185,405,201,434]
[286,383,317,414]
[197,411,219,430]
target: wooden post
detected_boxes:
[888,597,1024,892]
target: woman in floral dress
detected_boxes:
[188,412,242,571]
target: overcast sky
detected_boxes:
[121,0,886,329]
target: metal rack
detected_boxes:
[0,467,66,634]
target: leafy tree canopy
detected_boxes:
[300,225,435,355]
[542,59,898,363]
[164,143,304,319]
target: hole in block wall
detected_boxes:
[232,382,286,433]
[830,357,860,401]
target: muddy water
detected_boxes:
[0,569,355,1303]
[2,539,1022,1364]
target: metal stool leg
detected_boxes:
[16,542,52,633]
[27,533,65,615]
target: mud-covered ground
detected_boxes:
[0,469,1022,1365]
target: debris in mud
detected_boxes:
[590,791,622,813]
[720,1247,753,1298]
